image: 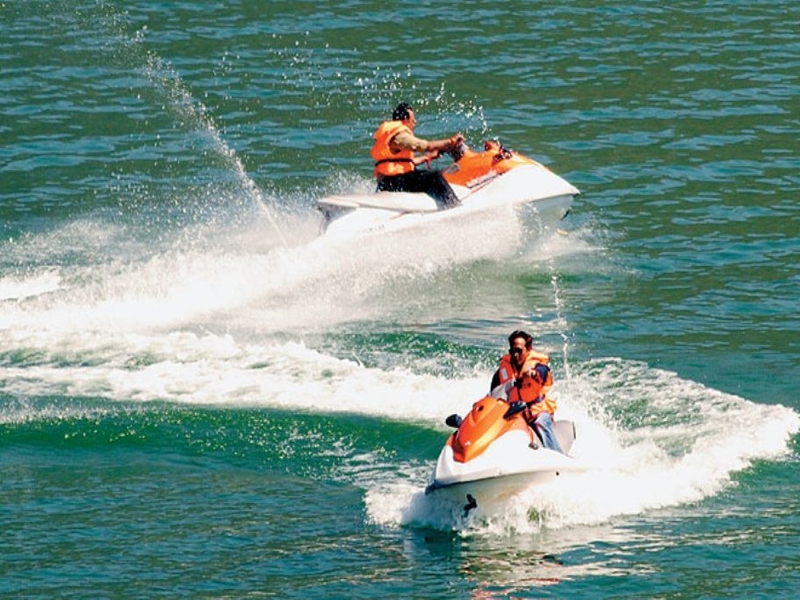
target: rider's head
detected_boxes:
[392,102,413,121]
[508,330,533,350]
[508,330,533,364]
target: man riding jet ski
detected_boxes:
[424,330,584,516]
[371,102,465,209]
[316,109,579,239]
[490,329,563,453]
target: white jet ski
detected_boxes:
[425,395,587,517]
[317,140,579,240]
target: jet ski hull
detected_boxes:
[425,397,587,517]
[318,143,579,240]
[427,467,579,518]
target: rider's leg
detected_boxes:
[532,412,564,454]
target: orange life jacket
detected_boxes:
[371,120,416,177]
[497,351,557,417]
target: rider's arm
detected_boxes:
[392,131,464,155]
[391,130,428,153]
[529,363,551,385]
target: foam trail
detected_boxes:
[4,220,796,535]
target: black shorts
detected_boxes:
[376,170,460,209]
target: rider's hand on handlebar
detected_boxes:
[449,133,465,150]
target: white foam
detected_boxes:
[3,204,796,534]
[0,271,62,301]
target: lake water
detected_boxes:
[2,1,799,598]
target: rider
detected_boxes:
[490,330,564,453]
[371,102,464,209]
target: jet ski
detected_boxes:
[425,395,587,517]
[317,140,579,239]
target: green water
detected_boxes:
[1,1,799,598]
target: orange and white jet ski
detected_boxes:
[317,140,579,240]
[425,395,587,517]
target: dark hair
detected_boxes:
[508,330,533,350]
[392,102,412,121]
